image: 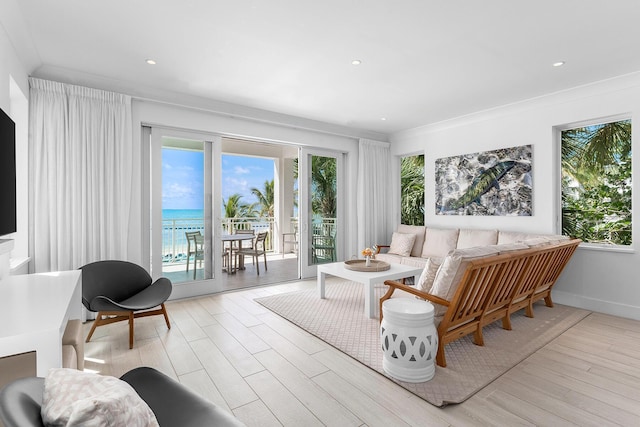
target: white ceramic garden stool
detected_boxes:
[380,298,438,382]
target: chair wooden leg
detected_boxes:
[473,327,484,346]
[129,311,134,349]
[502,315,513,331]
[85,312,102,343]
[161,303,171,329]
[436,343,447,367]
[255,255,260,275]
[263,253,268,271]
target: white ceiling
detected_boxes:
[5,0,640,136]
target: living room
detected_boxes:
[1,1,640,426]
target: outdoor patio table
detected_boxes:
[221,234,255,274]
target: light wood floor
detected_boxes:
[83,280,640,426]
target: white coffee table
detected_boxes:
[317,261,423,318]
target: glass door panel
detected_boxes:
[299,149,344,278]
[151,128,214,291]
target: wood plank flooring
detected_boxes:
[83,280,640,426]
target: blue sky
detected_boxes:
[162,149,274,210]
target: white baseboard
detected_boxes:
[553,290,640,321]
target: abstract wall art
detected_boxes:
[435,144,532,216]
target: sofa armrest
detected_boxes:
[121,367,245,427]
[0,377,45,427]
[375,245,390,254]
[379,280,450,322]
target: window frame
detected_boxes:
[555,113,633,252]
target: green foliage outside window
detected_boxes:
[561,120,632,245]
[401,154,425,226]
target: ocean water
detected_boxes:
[163,209,204,220]
[162,210,204,260]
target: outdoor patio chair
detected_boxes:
[237,231,268,275]
[185,231,204,279]
[312,229,336,263]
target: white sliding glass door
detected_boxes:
[298,148,345,278]
[150,127,222,298]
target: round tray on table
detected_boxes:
[344,259,391,272]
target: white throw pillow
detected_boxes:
[42,368,159,427]
[388,232,416,257]
[421,228,459,258]
[430,246,500,316]
[417,257,443,293]
[397,224,426,257]
[456,229,498,249]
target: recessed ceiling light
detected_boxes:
[553,61,565,67]
[146,59,157,65]
[381,117,387,121]
[351,59,362,66]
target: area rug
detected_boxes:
[254,281,591,407]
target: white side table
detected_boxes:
[380,298,438,382]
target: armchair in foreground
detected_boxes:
[0,367,246,427]
[81,260,172,349]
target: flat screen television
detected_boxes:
[0,107,16,236]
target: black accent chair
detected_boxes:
[0,367,246,427]
[81,260,172,349]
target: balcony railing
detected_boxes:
[161,216,336,264]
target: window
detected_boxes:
[401,154,425,226]
[561,119,632,245]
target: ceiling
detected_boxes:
[5,0,640,136]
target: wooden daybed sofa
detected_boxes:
[377,228,580,367]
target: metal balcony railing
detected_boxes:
[161,216,336,264]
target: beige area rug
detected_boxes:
[255,281,591,407]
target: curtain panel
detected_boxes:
[28,78,135,272]
[357,139,391,251]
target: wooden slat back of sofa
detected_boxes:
[508,238,580,318]
[478,252,533,330]
[441,239,581,342]
[439,250,535,343]
[532,239,581,299]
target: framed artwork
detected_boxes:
[435,144,532,216]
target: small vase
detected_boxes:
[365,256,371,267]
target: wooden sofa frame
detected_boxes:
[380,238,581,368]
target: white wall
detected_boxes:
[0,23,30,266]
[391,72,640,320]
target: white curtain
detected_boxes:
[28,78,135,272]
[357,139,391,251]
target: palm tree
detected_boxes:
[223,193,257,219]
[311,156,337,218]
[292,156,337,218]
[251,179,274,218]
[561,120,631,244]
[401,155,425,225]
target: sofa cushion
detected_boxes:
[497,231,540,244]
[523,237,552,248]
[42,368,159,427]
[375,253,404,265]
[388,232,416,257]
[456,229,498,249]
[421,228,459,258]
[397,224,426,257]
[489,242,530,253]
[430,246,501,316]
[400,256,429,269]
[417,257,443,293]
